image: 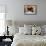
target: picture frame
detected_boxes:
[24,5,37,15]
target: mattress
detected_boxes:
[11,33,46,46]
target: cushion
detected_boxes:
[19,27,32,35]
[8,26,19,36]
[32,26,41,35]
[19,27,25,34]
[24,27,32,35]
[42,25,46,33]
[42,25,46,35]
[24,24,33,35]
[24,24,32,29]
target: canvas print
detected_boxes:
[24,5,37,15]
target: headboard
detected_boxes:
[15,21,46,27]
[6,20,46,27]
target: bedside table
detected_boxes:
[2,36,13,46]
[3,41,12,46]
[0,36,13,42]
[0,36,13,46]
[3,36,13,42]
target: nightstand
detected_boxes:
[0,36,13,46]
[3,41,12,46]
[2,36,13,46]
[3,36,13,42]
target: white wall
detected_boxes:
[0,0,46,22]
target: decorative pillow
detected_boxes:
[32,26,41,35]
[32,27,37,35]
[19,27,32,35]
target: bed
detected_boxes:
[11,21,46,46]
[11,33,46,46]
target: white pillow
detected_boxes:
[40,25,45,35]
[19,27,32,35]
[42,25,46,33]
[24,24,32,35]
[19,27,25,34]
[24,24,32,29]
[32,26,41,35]
[24,27,32,35]
[8,26,19,36]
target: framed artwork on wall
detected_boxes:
[24,5,37,15]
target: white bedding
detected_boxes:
[11,33,46,46]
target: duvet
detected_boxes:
[11,33,46,46]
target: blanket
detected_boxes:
[11,33,46,46]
